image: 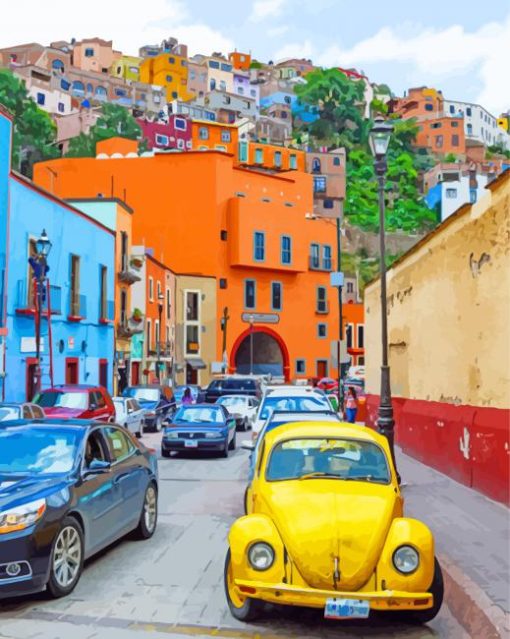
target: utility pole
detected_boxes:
[220,306,230,372]
[249,315,254,375]
[336,216,344,412]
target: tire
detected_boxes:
[161,449,171,458]
[242,419,248,432]
[46,516,84,598]
[154,416,162,433]
[133,482,158,540]
[229,431,236,451]
[391,558,444,624]
[224,549,263,622]
[221,437,229,458]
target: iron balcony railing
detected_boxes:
[15,279,62,315]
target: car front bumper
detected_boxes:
[162,437,227,452]
[233,579,434,611]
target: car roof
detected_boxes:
[0,418,96,429]
[265,387,324,397]
[42,385,102,392]
[264,422,389,449]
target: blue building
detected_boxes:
[0,108,115,401]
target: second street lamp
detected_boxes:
[157,292,164,382]
[369,116,398,474]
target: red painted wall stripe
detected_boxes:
[366,394,510,506]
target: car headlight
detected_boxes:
[248,542,275,571]
[0,498,46,534]
[393,545,419,574]
[205,432,218,438]
[164,430,178,438]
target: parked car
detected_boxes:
[0,402,45,421]
[162,404,236,458]
[215,395,259,431]
[113,397,145,438]
[0,419,158,600]
[317,377,338,392]
[33,385,115,422]
[122,385,176,432]
[225,422,444,625]
[174,385,201,406]
[204,377,262,403]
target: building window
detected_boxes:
[174,117,186,130]
[452,134,459,147]
[347,281,354,293]
[221,130,231,142]
[84,48,94,57]
[199,126,209,140]
[435,135,443,148]
[255,148,263,163]
[323,199,334,209]
[274,151,282,167]
[219,278,227,289]
[166,75,173,82]
[295,359,306,374]
[250,89,257,97]
[322,245,332,270]
[253,231,265,261]
[466,107,472,117]
[357,325,364,348]
[146,319,152,352]
[155,133,169,146]
[451,121,459,128]
[316,286,327,313]
[215,145,227,152]
[446,188,457,198]
[120,289,127,326]
[57,101,65,114]
[186,291,199,321]
[221,63,232,72]
[36,92,45,106]
[470,189,477,204]
[166,288,171,320]
[210,78,216,90]
[313,176,327,193]
[148,277,154,301]
[281,111,288,119]
[271,282,282,311]
[431,122,442,129]
[289,154,297,169]
[238,141,248,162]
[209,60,220,69]
[310,243,320,269]
[172,91,178,99]
[312,157,321,173]
[52,59,64,72]
[168,56,175,64]
[346,323,353,348]
[70,255,80,316]
[219,80,227,91]
[449,105,455,114]
[467,123,473,136]
[425,103,433,111]
[244,280,256,309]
[281,235,291,265]
[318,323,327,338]
[220,229,228,241]
[333,156,341,166]
[177,138,185,149]
[99,265,107,319]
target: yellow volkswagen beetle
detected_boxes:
[225,422,443,624]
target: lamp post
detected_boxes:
[220,307,229,373]
[157,292,164,382]
[30,229,52,396]
[249,314,254,375]
[369,116,397,471]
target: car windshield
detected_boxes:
[124,388,159,402]
[34,391,88,410]
[224,379,256,391]
[266,438,390,483]
[0,428,81,475]
[0,407,21,421]
[174,406,222,424]
[259,395,329,420]
[218,397,246,407]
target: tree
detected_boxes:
[0,69,60,176]
[66,103,146,158]
[294,68,367,149]
[444,152,457,163]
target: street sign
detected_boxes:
[330,271,344,287]
[241,312,279,324]
[20,337,45,353]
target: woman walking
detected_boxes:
[344,387,358,423]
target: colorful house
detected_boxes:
[139,42,193,103]
[415,116,466,156]
[110,55,142,82]
[138,115,192,151]
[1,107,115,401]
[71,38,122,74]
[191,120,239,154]
[228,51,252,72]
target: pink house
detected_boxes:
[137,115,192,151]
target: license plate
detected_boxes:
[185,440,198,448]
[325,598,370,619]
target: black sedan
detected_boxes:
[122,385,176,432]
[161,404,236,458]
[0,419,158,600]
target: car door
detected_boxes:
[221,406,235,444]
[103,426,148,530]
[76,428,122,555]
[29,404,46,420]
[93,390,112,422]
[130,399,143,433]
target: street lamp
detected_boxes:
[157,291,164,382]
[369,116,397,473]
[30,229,52,396]
[249,314,254,375]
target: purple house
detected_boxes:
[138,115,192,151]
[233,71,259,111]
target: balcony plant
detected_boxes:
[130,256,143,270]
[131,308,144,324]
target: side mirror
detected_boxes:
[242,440,255,451]
[89,403,98,411]
[85,458,111,476]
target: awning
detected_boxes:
[185,358,207,370]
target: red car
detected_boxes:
[317,377,338,391]
[33,385,115,422]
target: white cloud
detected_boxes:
[249,0,287,22]
[312,15,510,115]
[268,25,290,38]
[274,39,314,63]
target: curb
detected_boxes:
[439,553,510,639]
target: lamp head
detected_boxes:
[369,116,393,159]
[36,229,52,258]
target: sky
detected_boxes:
[3,0,510,115]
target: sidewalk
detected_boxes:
[397,447,510,638]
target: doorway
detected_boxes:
[131,361,140,385]
[65,357,79,384]
[98,359,108,389]
[26,357,37,400]
[316,359,328,378]
[186,364,198,385]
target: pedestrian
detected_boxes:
[182,387,193,405]
[344,387,358,423]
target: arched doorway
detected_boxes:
[230,326,290,381]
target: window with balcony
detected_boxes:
[199,126,209,140]
[322,245,332,270]
[253,232,265,261]
[244,280,256,309]
[271,282,282,311]
[313,176,327,193]
[281,235,291,265]
[316,286,327,313]
[310,243,320,269]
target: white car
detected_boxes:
[113,397,145,437]
[215,395,259,431]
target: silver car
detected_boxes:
[113,397,145,437]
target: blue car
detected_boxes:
[161,404,236,458]
[0,419,158,600]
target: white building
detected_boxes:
[444,99,510,150]
[439,173,489,221]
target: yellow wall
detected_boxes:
[140,52,193,102]
[111,56,141,82]
[497,117,508,132]
[364,174,510,409]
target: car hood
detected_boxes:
[168,422,225,431]
[0,472,72,511]
[41,407,85,418]
[137,400,158,410]
[262,480,396,591]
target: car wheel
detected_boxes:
[133,483,158,540]
[229,431,236,451]
[221,437,229,458]
[391,558,444,624]
[241,418,248,432]
[154,416,162,433]
[224,549,263,621]
[46,516,84,598]
[161,449,171,458]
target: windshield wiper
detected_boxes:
[342,475,387,483]
[299,472,344,480]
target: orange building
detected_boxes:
[34,145,341,382]
[391,86,444,120]
[342,302,365,367]
[415,116,466,155]
[139,45,194,103]
[228,51,251,71]
[191,120,239,154]
[240,142,306,172]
